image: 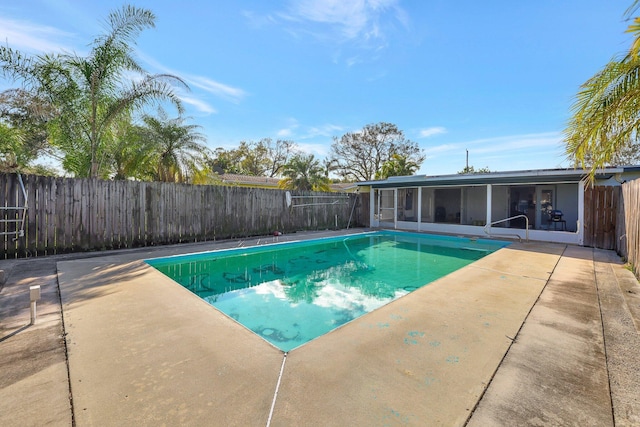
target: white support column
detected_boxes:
[486,184,492,230]
[417,187,422,231]
[460,187,465,225]
[369,187,375,227]
[578,180,585,245]
[393,188,398,229]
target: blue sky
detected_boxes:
[0,1,635,176]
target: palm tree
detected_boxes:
[111,118,156,180]
[278,153,331,191]
[565,1,640,180]
[141,108,208,183]
[322,157,339,178]
[0,5,185,178]
[375,153,419,179]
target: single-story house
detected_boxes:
[219,173,282,188]
[356,166,640,245]
[219,173,356,192]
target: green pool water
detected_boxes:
[146,231,508,351]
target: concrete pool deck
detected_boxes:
[1,229,639,426]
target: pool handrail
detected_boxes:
[342,237,369,269]
[483,214,529,243]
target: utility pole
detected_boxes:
[466,149,469,172]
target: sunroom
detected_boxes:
[357,167,640,245]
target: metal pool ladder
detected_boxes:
[1,172,28,240]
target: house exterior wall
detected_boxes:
[463,186,487,225]
[361,167,639,246]
[491,185,510,226]
[420,188,434,222]
[557,184,579,232]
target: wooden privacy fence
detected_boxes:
[618,179,640,275]
[0,173,362,259]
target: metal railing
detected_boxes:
[0,173,27,240]
[286,192,351,208]
[483,214,529,243]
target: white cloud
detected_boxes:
[185,75,247,103]
[304,123,344,138]
[422,132,567,174]
[428,132,561,155]
[273,122,343,151]
[179,95,217,114]
[268,120,344,156]
[275,117,300,138]
[287,0,373,39]
[277,0,408,47]
[241,10,278,29]
[427,143,459,154]
[297,142,332,157]
[277,128,293,137]
[467,132,562,155]
[243,0,408,67]
[419,127,447,138]
[346,55,363,67]
[138,52,247,104]
[0,17,76,54]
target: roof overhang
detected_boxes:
[356,167,627,189]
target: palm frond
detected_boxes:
[565,52,640,180]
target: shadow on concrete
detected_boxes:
[57,260,151,306]
[0,324,31,343]
[0,322,66,388]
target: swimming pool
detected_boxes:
[146,231,509,351]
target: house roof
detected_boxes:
[219,173,281,187]
[356,166,640,188]
[218,173,357,192]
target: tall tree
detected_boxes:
[0,122,23,172]
[0,90,60,175]
[0,89,56,171]
[0,5,186,178]
[209,146,244,175]
[140,108,208,183]
[330,122,425,181]
[278,153,331,191]
[238,140,267,176]
[263,138,296,177]
[565,1,640,180]
[458,165,491,174]
[210,138,296,177]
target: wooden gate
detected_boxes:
[584,185,619,250]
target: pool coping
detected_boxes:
[2,229,639,426]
